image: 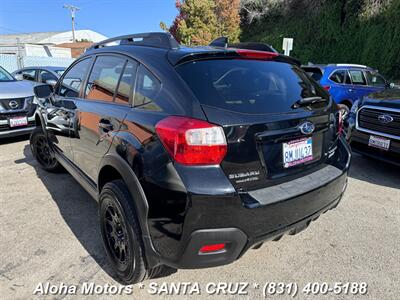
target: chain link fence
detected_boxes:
[0,54,74,73]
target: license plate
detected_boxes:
[9,116,28,128]
[283,138,313,168]
[368,135,390,151]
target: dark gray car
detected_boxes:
[12,66,65,86]
[0,66,36,138]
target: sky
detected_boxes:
[0,0,177,38]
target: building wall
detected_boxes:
[0,44,71,58]
[24,44,71,58]
[56,42,93,58]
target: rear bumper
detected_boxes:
[155,138,351,269]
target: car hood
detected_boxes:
[362,88,400,109]
[0,80,34,99]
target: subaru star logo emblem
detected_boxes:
[9,100,18,109]
[378,114,394,124]
[299,121,315,135]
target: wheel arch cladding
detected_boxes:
[340,99,353,108]
[97,153,160,267]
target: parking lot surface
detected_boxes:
[0,136,399,300]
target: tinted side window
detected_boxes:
[134,65,161,110]
[39,70,57,83]
[115,61,137,104]
[85,56,126,102]
[58,58,91,97]
[329,70,348,84]
[349,70,367,85]
[22,69,36,81]
[365,71,386,87]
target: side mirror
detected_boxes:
[34,84,53,99]
[14,74,23,81]
[45,79,57,86]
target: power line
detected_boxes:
[63,4,80,43]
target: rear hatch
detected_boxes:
[176,57,340,191]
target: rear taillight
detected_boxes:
[235,49,279,60]
[199,243,226,254]
[155,116,227,166]
[323,85,331,91]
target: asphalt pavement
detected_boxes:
[0,136,399,300]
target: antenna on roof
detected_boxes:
[63,4,80,43]
[88,32,180,51]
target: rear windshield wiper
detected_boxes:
[292,96,327,109]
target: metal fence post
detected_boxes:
[16,38,23,69]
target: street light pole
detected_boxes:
[63,4,80,43]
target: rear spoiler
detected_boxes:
[168,37,301,66]
[210,37,301,66]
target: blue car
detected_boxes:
[302,64,389,109]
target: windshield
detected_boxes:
[176,60,329,114]
[0,67,15,82]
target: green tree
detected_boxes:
[215,0,241,42]
[161,0,241,45]
[177,0,217,45]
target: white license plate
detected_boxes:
[9,116,28,128]
[368,135,390,151]
[283,138,313,168]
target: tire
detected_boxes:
[99,179,155,284]
[30,127,63,172]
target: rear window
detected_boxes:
[176,60,328,114]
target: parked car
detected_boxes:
[347,88,400,166]
[30,32,351,284]
[0,66,36,138]
[302,64,390,110]
[12,66,65,86]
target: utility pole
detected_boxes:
[63,4,80,43]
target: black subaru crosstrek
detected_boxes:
[30,33,351,284]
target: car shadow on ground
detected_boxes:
[348,153,399,189]
[0,134,29,145]
[15,144,177,284]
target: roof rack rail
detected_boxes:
[335,63,367,68]
[88,32,180,51]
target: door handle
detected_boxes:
[99,120,113,132]
[348,89,355,92]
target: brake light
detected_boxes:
[323,85,331,91]
[155,116,227,165]
[199,243,226,254]
[235,49,279,60]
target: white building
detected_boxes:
[0,30,107,58]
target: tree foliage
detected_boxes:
[161,0,241,45]
[241,0,400,79]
